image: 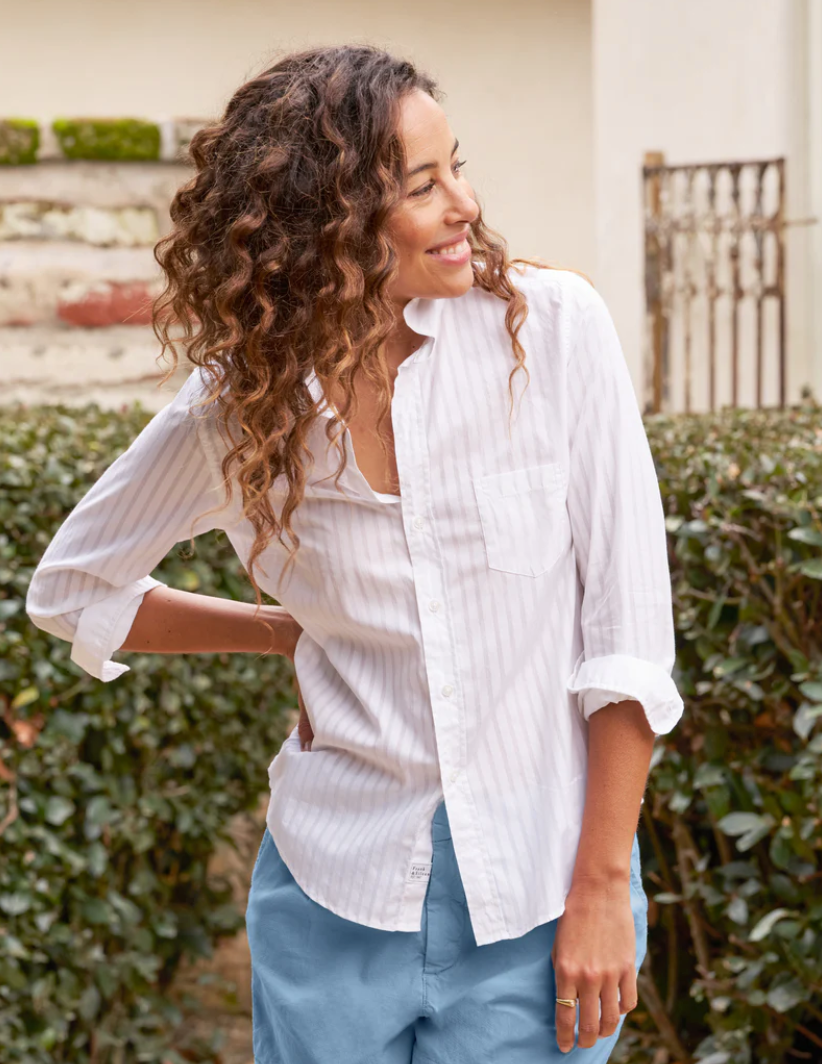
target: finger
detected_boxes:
[619,967,638,1015]
[577,983,601,1050]
[297,689,313,751]
[298,724,313,751]
[554,983,577,1054]
[598,977,621,1039]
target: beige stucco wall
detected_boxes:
[2,0,594,275]
[806,1,822,405]
[593,0,813,407]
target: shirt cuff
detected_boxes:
[70,576,165,682]
[566,653,684,736]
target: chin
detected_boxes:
[447,268,476,297]
[431,264,475,299]
[403,262,475,304]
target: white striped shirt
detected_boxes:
[25,265,683,947]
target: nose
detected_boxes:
[445,179,479,225]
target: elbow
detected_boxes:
[26,574,164,683]
[567,652,684,737]
[24,572,76,644]
[25,611,69,643]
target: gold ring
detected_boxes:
[555,997,577,1008]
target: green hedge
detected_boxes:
[0,119,40,166]
[51,119,161,162]
[1,402,295,1063]
[4,397,822,1062]
[618,399,822,1064]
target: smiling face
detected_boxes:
[386,90,480,311]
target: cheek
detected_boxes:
[391,211,437,267]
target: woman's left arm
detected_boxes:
[554,276,685,1053]
[552,698,654,1053]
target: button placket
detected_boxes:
[392,354,463,809]
[387,326,500,940]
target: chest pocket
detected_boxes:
[474,461,570,578]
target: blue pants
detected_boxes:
[246,800,648,1063]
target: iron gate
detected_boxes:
[643,151,786,414]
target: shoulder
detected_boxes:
[514,265,620,355]
[167,364,228,422]
[144,367,229,463]
[509,263,602,318]
[446,264,612,372]
[460,262,603,326]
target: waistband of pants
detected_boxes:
[432,798,451,843]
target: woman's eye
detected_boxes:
[410,159,468,198]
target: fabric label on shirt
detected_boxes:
[408,862,432,882]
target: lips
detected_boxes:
[425,237,472,265]
[426,231,470,253]
[426,238,469,256]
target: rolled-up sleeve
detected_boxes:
[563,280,683,736]
[25,368,229,682]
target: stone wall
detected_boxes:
[2,120,304,1060]
[1,116,207,410]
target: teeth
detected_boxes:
[429,239,468,256]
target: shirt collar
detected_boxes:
[401,293,444,353]
[305,295,444,410]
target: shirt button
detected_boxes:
[449,770,460,782]
[413,516,424,530]
[428,599,441,613]
[441,684,454,697]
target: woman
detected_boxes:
[26,44,683,1062]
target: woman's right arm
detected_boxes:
[119,584,300,660]
[25,367,299,679]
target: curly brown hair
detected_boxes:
[152,43,562,620]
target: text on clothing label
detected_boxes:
[408,862,432,882]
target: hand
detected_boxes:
[280,620,315,753]
[551,879,637,1053]
[296,681,314,752]
[279,616,303,664]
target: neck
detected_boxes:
[383,305,426,370]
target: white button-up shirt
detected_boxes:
[25,266,684,946]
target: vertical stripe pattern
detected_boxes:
[26,266,683,946]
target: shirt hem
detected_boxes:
[266,810,576,946]
[265,816,426,935]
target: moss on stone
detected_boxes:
[0,119,40,166]
[52,118,161,161]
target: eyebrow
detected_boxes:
[406,138,460,179]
